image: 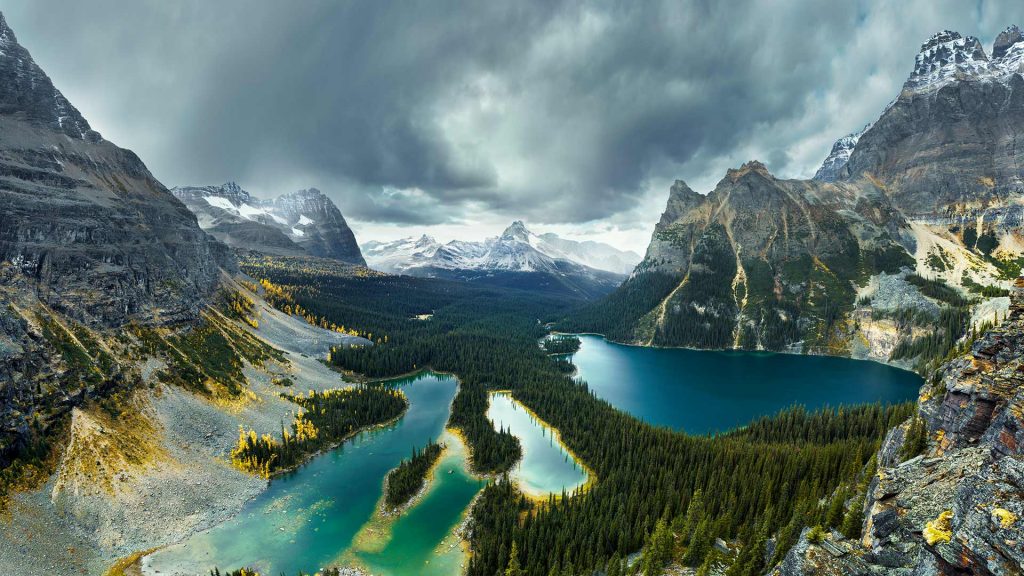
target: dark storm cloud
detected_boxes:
[5,0,1024,228]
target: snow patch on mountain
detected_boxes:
[172,182,365,264]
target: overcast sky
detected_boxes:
[5,1,1024,252]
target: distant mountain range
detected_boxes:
[172,183,365,265]
[362,221,638,299]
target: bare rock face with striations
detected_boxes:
[606,160,910,351]
[838,29,1024,220]
[0,10,230,470]
[266,188,365,265]
[0,11,229,327]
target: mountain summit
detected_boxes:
[173,183,365,265]
[0,12,100,142]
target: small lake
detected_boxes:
[487,392,587,497]
[144,372,482,576]
[570,334,923,434]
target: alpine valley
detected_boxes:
[1,8,1023,576]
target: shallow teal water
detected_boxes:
[145,372,477,576]
[571,335,923,434]
[346,429,482,575]
[487,393,587,497]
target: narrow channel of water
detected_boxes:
[486,392,587,497]
[570,334,923,434]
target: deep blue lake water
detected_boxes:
[570,334,923,434]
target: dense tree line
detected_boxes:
[384,440,443,508]
[242,258,915,576]
[904,274,969,307]
[231,386,406,477]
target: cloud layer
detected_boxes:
[6,0,1024,250]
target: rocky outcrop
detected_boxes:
[172,183,366,265]
[773,278,1024,575]
[813,126,868,182]
[267,188,365,265]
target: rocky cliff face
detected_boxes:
[0,10,230,473]
[813,126,868,182]
[266,188,365,265]
[773,278,1024,575]
[172,183,365,265]
[0,12,228,327]
[840,29,1024,219]
[605,161,911,351]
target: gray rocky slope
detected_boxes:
[172,182,366,265]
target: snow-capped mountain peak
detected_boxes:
[362,221,641,276]
[500,220,532,243]
[902,27,1024,94]
[172,182,365,264]
[813,125,869,182]
[906,31,988,91]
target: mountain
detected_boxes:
[0,12,228,328]
[0,9,231,482]
[362,221,628,299]
[531,232,641,275]
[812,125,868,181]
[172,183,365,265]
[575,27,1024,366]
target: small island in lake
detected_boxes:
[384,439,445,509]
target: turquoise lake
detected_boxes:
[570,334,923,434]
[487,392,587,497]
[141,337,922,576]
[144,372,483,576]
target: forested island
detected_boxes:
[384,440,444,509]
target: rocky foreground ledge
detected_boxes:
[775,279,1024,575]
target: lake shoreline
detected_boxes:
[550,331,923,376]
[487,391,593,502]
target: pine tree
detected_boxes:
[505,541,524,576]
